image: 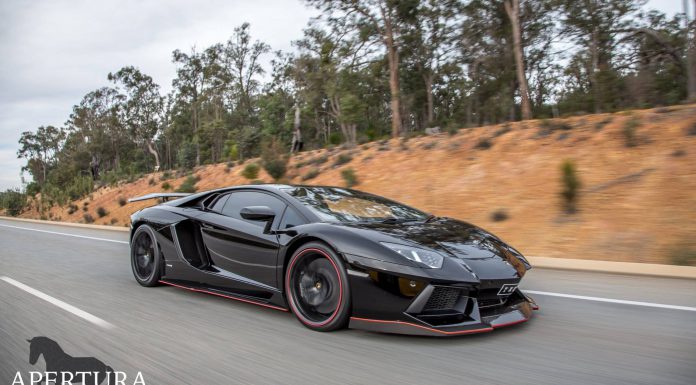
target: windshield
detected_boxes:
[283,186,429,223]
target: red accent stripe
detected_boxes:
[158,280,288,312]
[350,317,494,336]
[285,247,344,327]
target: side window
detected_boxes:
[222,191,287,227]
[280,206,307,229]
[210,194,230,213]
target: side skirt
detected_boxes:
[159,280,289,312]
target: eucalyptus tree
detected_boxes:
[559,0,644,113]
[307,0,419,138]
[108,66,165,171]
[17,125,65,187]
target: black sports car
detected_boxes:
[129,185,537,336]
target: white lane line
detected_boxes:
[0,223,128,244]
[525,290,696,312]
[0,276,115,329]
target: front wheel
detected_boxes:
[130,224,162,287]
[285,242,351,332]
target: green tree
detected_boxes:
[109,67,165,171]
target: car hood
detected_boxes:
[339,217,530,280]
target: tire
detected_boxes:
[130,224,162,287]
[285,242,351,332]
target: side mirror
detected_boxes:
[240,206,276,233]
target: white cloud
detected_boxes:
[0,0,317,190]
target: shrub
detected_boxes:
[672,149,686,157]
[594,117,613,130]
[560,159,581,213]
[148,178,156,186]
[341,168,358,188]
[160,171,172,181]
[669,247,696,266]
[475,138,492,150]
[687,122,696,136]
[302,169,320,181]
[422,142,437,150]
[623,117,640,147]
[334,153,353,167]
[83,213,94,224]
[110,218,118,225]
[493,125,511,138]
[161,182,172,191]
[311,155,329,165]
[242,163,260,180]
[96,207,108,218]
[176,176,198,193]
[446,124,459,136]
[490,209,509,222]
[118,197,127,206]
[82,205,88,212]
[263,158,288,181]
[0,188,27,216]
[226,161,235,168]
[67,203,78,215]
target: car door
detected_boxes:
[197,190,286,293]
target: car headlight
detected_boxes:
[380,242,444,269]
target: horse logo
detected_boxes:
[27,337,115,384]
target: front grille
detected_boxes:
[423,287,461,310]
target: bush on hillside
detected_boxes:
[0,188,27,216]
[341,168,358,188]
[560,159,581,214]
[623,117,640,147]
[176,175,198,193]
[83,213,95,224]
[302,169,320,181]
[242,163,260,180]
[334,153,352,167]
[96,206,108,218]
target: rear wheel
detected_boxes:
[130,224,162,287]
[285,242,351,331]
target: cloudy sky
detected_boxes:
[0,0,684,190]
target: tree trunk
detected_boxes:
[505,0,532,120]
[146,141,161,172]
[687,0,696,100]
[291,103,301,153]
[590,29,601,113]
[386,33,402,138]
[424,73,434,125]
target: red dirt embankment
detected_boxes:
[20,105,696,265]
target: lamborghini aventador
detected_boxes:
[128,185,537,336]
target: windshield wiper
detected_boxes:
[379,217,425,224]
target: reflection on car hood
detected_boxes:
[340,217,530,279]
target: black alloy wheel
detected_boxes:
[130,225,162,287]
[285,242,351,331]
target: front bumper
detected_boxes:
[345,266,538,337]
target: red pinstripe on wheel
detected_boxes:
[285,247,344,327]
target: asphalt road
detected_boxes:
[1,218,695,385]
